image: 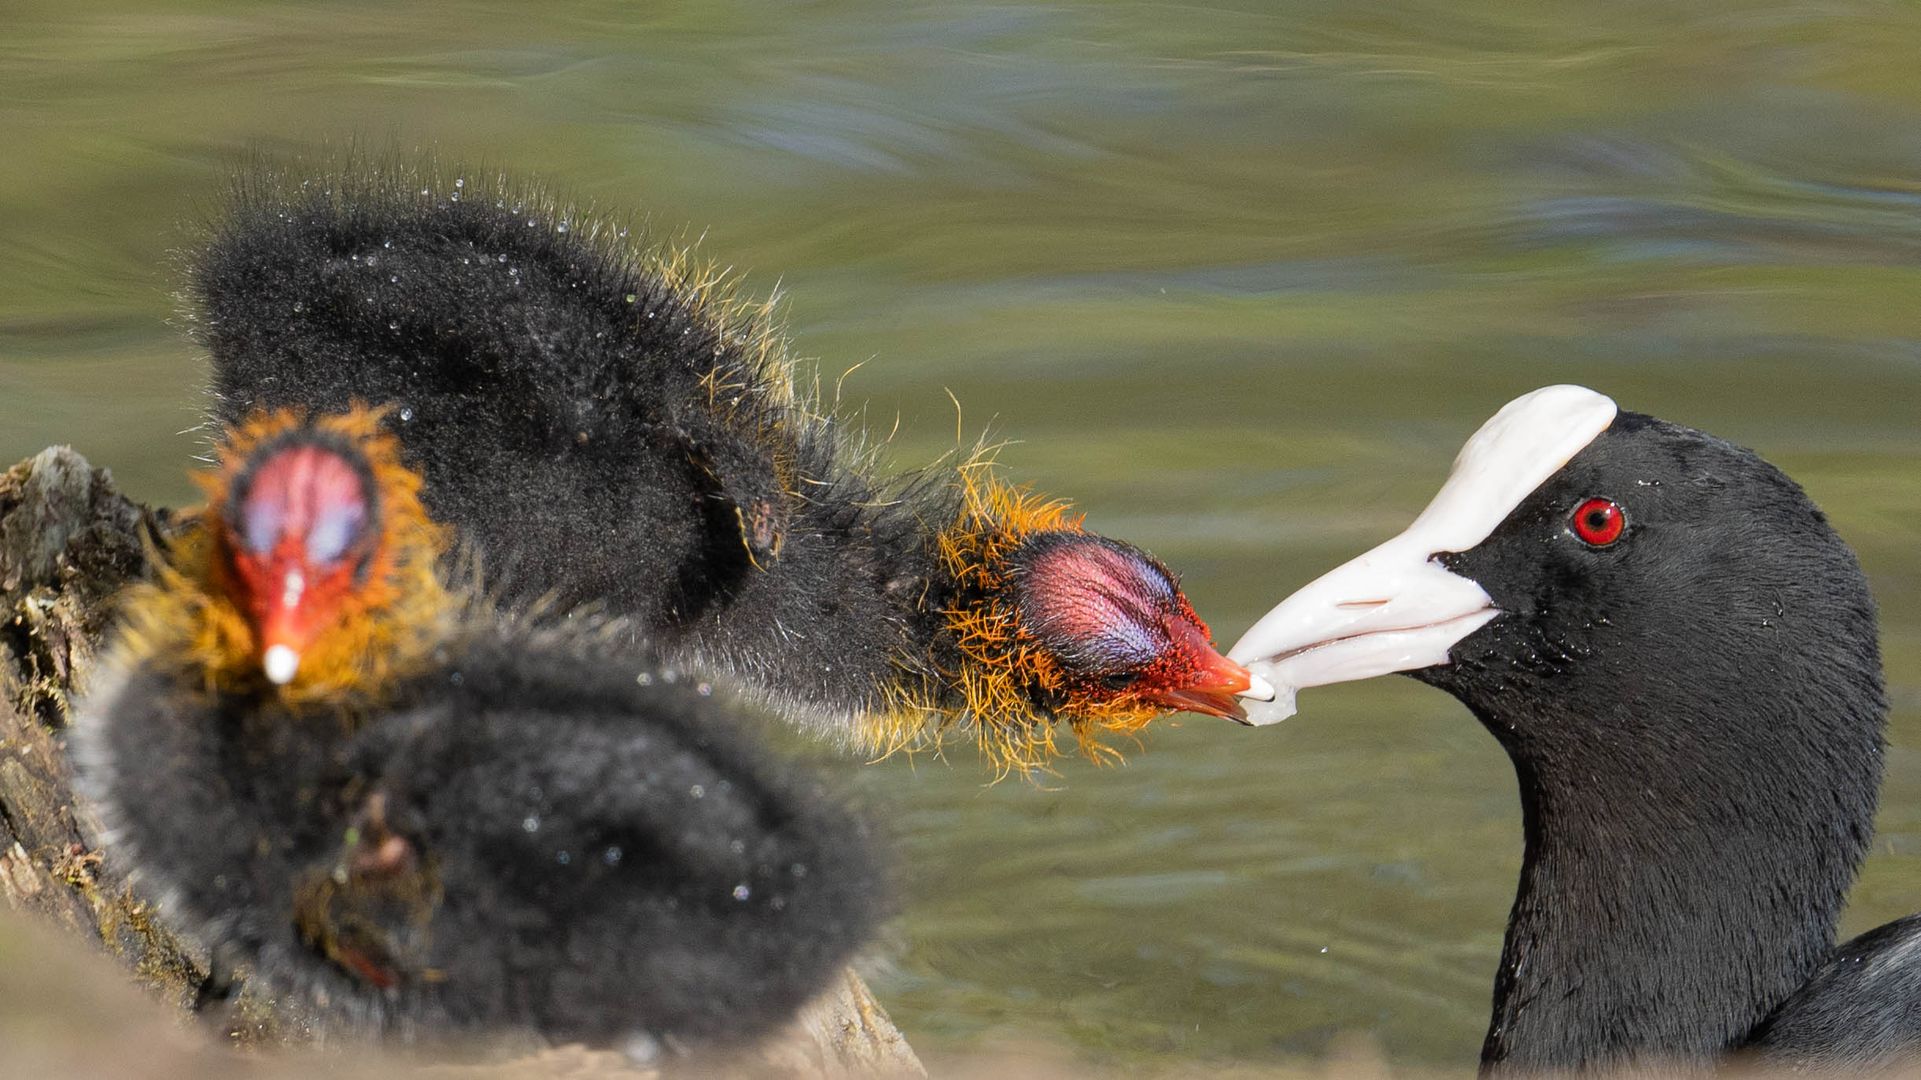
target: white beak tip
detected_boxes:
[1238,664,1298,726]
[1239,671,1278,702]
[263,644,300,685]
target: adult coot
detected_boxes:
[1229,385,1915,1072]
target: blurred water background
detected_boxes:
[3,0,1919,1071]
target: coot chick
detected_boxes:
[72,408,884,1051]
[188,164,1267,772]
[1230,386,1913,1073]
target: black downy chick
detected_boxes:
[72,409,884,1050]
[1230,386,1912,1074]
[188,163,1268,773]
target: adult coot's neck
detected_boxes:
[1460,687,1880,1073]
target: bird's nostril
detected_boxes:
[1336,598,1391,610]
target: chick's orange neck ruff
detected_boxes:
[119,407,452,707]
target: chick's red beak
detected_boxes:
[1139,617,1269,724]
[237,559,320,685]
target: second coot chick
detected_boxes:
[189,164,1268,772]
[73,408,884,1050]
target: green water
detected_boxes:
[4,1,1920,1070]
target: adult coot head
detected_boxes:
[1229,386,1887,1073]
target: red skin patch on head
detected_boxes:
[240,447,368,557]
[1016,534,1252,721]
[226,444,374,671]
[1018,541,1171,666]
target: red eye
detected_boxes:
[1571,497,1626,546]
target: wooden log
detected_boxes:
[0,445,922,1078]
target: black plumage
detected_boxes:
[1746,913,1921,1070]
[1233,388,1916,1072]
[71,413,884,1051]
[186,162,1261,769]
[1421,411,1888,1070]
[80,629,880,1047]
[193,169,913,727]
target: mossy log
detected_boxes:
[0,445,922,1078]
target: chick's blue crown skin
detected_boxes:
[1011,532,1182,673]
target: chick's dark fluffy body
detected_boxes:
[195,172,957,728]
[77,622,883,1046]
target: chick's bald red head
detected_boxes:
[143,407,452,700]
[224,439,380,686]
[1011,532,1267,722]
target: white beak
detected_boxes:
[1226,542,1498,726]
[1226,385,1619,725]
